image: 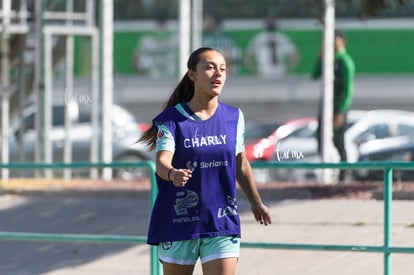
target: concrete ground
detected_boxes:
[38,199,414,275]
[2,179,414,275]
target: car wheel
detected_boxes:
[114,154,149,181]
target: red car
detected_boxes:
[245,117,317,162]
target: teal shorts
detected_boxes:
[158,236,240,265]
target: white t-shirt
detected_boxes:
[246,31,297,79]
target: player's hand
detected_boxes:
[251,202,271,226]
[334,113,345,129]
[171,168,192,187]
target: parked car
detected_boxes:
[357,136,414,181]
[245,121,282,162]
[345,109,414,163]
[271,109,414,182]
[269,117,331,182]
[246,109,366,164]
[245,117,321,182]
[245,117,316,163]
[8,102,153,180]
[265,111,365,182]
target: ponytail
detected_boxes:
[137,47,219,151]
[163,74,194,109]
[137,74,194,151]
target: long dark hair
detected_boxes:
[137,47,219,150]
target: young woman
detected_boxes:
[138,47,271,275]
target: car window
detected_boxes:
[52,106,66,126]
[245,123,280,141]
[365,123,390,139]
[21,105,77,130]
[397,124,414,137]
[287,122,317,138]
[22,104,136,130]
[289,126,314,138]
[24,113,35,130]
[78,110,91,123]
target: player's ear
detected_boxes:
[187,69,196,81]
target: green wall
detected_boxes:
[74,28,414,76]
[344,29,414,73]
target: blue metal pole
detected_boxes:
[148,162,162,275]
[384,168,393,275]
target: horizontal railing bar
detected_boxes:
[2,231,414,254]
[0,161,411,170]
[0,161,155,169]
[241,242,414,254]
[251,161,414,170]
[0,231,147,245]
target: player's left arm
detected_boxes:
[235,109,271,225]
[236,152,271,226]
[340,56,355,113]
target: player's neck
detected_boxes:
[187,97,218,120]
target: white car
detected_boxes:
[345,109,414,163]
[255,109,414,183]
[267,110,366,182]
[8,102,153,180]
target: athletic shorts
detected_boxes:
[158,235,240,265]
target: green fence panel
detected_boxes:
[1,161,414,275]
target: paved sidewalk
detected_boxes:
[2,179,414,274]
[37,199,414,275]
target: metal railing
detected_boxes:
[250,161,414,275]
[0,161,161,275]
[0,161,414,275]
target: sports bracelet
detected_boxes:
[167,168,174,181]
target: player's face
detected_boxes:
[190,50,227,97]
[334,37,345,52]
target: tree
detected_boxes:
[347,0,410,17]
[302,0,410,23]
[359,0,408,16]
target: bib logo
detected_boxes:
[183,128,227,149]
[186,161,198,172]
[162,241,172,250]
[186,159,228,170]
[174,190,199,215]
[173,190,200,224]
[217,196,238,218]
